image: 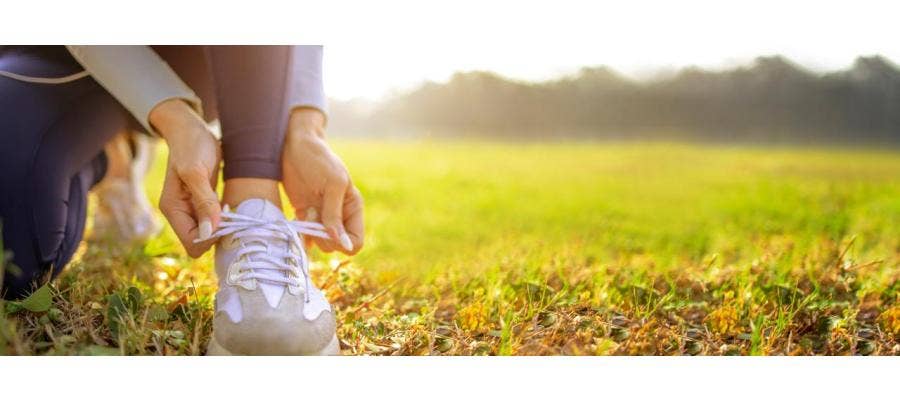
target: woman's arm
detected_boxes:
[66,45,203,136]
[289,45,328,121]
[151,98,223,257]
[68,46,221,257]
[280,45,363,254]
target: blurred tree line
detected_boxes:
[330,55,900,143]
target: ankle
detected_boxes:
[223,178,282,209]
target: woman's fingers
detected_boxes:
[280,121,363,256]
[159,169,213,257]
[152,103,221,258]
[342,186,365,254]
[180,165,221,240]
[321,178,352,252]
[310,185,364,255]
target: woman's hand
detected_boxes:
[150,99,222,257]
[282,108,364,254]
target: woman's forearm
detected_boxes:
[148,98,210,146]
[288,107,327,140]
[66,45,203,137]
[289,45,328,119]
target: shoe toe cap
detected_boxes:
[214,290,337,355]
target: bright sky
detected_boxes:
[320,1,900,100]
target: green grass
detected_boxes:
[2,140,899,355]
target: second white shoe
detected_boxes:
[205,199,339,355]
[92,133,162,242]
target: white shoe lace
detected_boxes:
[198,206,329,302]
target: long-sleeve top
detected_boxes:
[0,45,326,136]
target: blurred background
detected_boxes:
[319,1,900,144]
[329,55,900,142]
[294,1,899,354]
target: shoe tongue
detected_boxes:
[234,198,285,221]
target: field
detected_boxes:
[2,140,900,355]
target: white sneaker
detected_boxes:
[92,133,162,242]
[204,199,340,355]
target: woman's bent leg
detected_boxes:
[0,48,135,299]
[207,46,299,208]
[152,46,293,208]
[207,46,295,182]
[153,45,295,182]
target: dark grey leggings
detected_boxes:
[0,46,302,299]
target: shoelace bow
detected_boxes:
[197,206,329,302]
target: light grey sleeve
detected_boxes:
[66,45,202,136]
[289,45,328,118]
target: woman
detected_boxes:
[0,46,365,355]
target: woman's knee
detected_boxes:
[0,48,117,299]
[0,162,90,300]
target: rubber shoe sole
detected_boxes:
[206,334,341,356]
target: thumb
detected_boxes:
[322,181,352,252]
[182,168,221,240]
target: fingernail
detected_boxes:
[199,218,212,240]
[339,232,353,252]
